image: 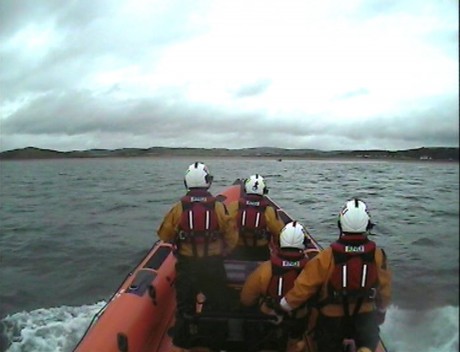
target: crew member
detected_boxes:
[227,174,285,261]
[157,162,238,350]
[240,221,313,352]
[279,199,392,352]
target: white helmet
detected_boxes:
[184,162,213,189]
[279,221,307,249]
[244,174,268,195]
[338,199,371,233]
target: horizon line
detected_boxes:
[1,145,459,154]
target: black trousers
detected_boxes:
[315,311,380,352]
[172,255,229,348]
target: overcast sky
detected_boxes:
[1,0,458,152]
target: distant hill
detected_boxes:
[0,146,458,161]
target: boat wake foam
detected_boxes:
[0,303,458,352]
[0,301,105,352]
[381,305,459,352]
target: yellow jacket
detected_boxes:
[284,245,391,317]
[240,255,310,321]
[240,261,273,307]
[157,195,238,258]
[227,197,285,247]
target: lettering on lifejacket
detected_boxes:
[190,196,207,202]
[179,193,220,253]
[282,260,301,267]
[237,196,268,248]
[345,245,365,253]
[267,254,308,303]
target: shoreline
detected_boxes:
[0,154,457,164]
[1,146,457,163]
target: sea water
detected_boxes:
[0,158,458,352]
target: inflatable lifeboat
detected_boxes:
[73,180,388,352]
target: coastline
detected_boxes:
[0,154,457,164]
[0,146,458,162]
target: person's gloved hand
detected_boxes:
[376,308,386,325]
[260,301,284,325]
[266,309,284,325]
[279,297,294,313]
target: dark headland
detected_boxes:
[0,146,458,162]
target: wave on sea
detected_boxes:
[0,302,106,352]
[0,304,458,352]
[381,305,459,352]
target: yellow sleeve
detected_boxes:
[265,205,285,243]
[240,261,271,306]
[227,200,239,220]
[216,202,239,251]
[285,248,332,309]
[156,202,182,242]
[376,248,392,310]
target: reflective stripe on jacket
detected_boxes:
[157,192,238,258]
[227,197,285,248]
[284,244,391,317]
[240,250,308,307]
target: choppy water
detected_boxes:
[0,158,458,352]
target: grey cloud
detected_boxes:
[232,80,272,98]
[2,90,177,135]
[334,97,459,147]
[336,88,370,100]
[1,0,458,152]
[0,0,54,40]
[335,0,408,22]
[352,0,458,59]
[0,0,203,40]
[424,28,459,58]
[353,0,447,22]
[4,87,457,151]
[0,0,116,41]
[2,89,264,137]
[218,96,459,149]
[361,0,401,15]
[1,0,208,100]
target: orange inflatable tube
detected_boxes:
[74,242,177,352]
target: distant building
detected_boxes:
[420,155,432,160]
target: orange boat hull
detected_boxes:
[74,242,177,352]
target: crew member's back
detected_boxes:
[227,174,285,261]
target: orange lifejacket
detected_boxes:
[178,189,220,256]
[324,235,378,317]
[237,195,270,246]
[266,249,309,305]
